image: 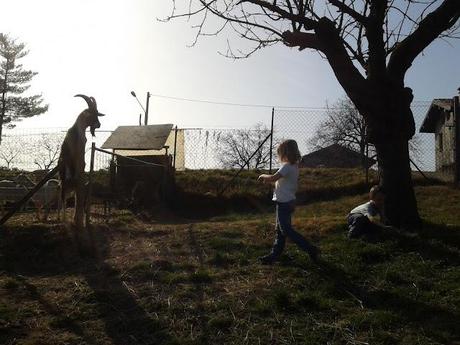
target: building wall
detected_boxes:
[435,109,456,178]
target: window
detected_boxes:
[438,133,443,151]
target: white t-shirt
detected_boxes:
[272,163,299,202]
[349,201,381,222]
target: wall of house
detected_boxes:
[435,109,456,178]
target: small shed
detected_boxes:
[420,93,460,182]
[101,124,178,207]
[300,144,376,169]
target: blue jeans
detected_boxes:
[270,201,316,259]
[347,213,383,238]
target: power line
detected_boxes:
[148,92,431,110]
[149,93,327,109]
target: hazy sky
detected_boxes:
[2,0,460,131]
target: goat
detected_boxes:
[58,94,105,228]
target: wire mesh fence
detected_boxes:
[0,100,450,224]
[0,102,437,174]
[0,128,114,172]
[183,126,275,170]
[273,102,434,172]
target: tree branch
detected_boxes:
[314,18,368,104]
[282,31,323,51]
[327,0,367,24]
[388,0,460,82]
[241,0,318,30]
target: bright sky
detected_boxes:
[2,0,460,131]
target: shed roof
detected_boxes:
[419,99,452,133]
[102,124,174,150]
[300,144,376,169]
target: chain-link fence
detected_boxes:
[179,102,436,174]
[0,102,438,174]
[273,102,434,172]
[0,100,452,223]
[0,128,114,172]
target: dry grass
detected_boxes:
[0,170,459,345]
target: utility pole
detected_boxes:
[145,92,150,126]
[131,90,151,126]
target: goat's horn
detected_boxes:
[74,94,95,110]
[90,96,98,110]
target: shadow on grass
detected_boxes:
[364,289,460,341]
[186,225,212,342]
[173,181,372,221]
[0,224,174,345]
[419,221,460,250]
[314,260,460,342]
[344,222,460,266]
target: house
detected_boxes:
[300,144,376,169]
[419,91,460,182]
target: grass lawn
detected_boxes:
[1,170,459,344]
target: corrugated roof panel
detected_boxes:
[101,124,174,150]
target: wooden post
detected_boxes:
[269,107,274,174]
[86,142,96,227]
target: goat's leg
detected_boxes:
[74,184,85,229]
[59,187,65,222]
[33,200,43,222]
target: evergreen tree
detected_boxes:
[0,33,48,143]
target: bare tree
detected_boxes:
[33,133,63,171]
[309,96,421,168]
[0,136,23,169]
[166,0,460,228]
[310,97,368,160]
[217,123,275,170]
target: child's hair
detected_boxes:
[369,185,384,200]
[277,140,301,164]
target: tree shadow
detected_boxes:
[419,221,460,250]
[0,224,173,345]
[313,260,460,342]
[347,224,460,265]
[186,224,211,342]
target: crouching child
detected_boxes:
[347,185,387,239]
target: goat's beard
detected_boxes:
[90,126,96,137]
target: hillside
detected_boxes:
[0,169,459,345]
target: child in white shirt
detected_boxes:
[258,140,319,264]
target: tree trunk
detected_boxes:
[359,85,421,230]
[373,131,421,229]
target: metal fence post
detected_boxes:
[454,94,460,185]
[173,126,178,169]
[269,107,274,174]
[86,142,96,227]
[365,125,370,185]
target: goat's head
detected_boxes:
[75,94,105,136]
